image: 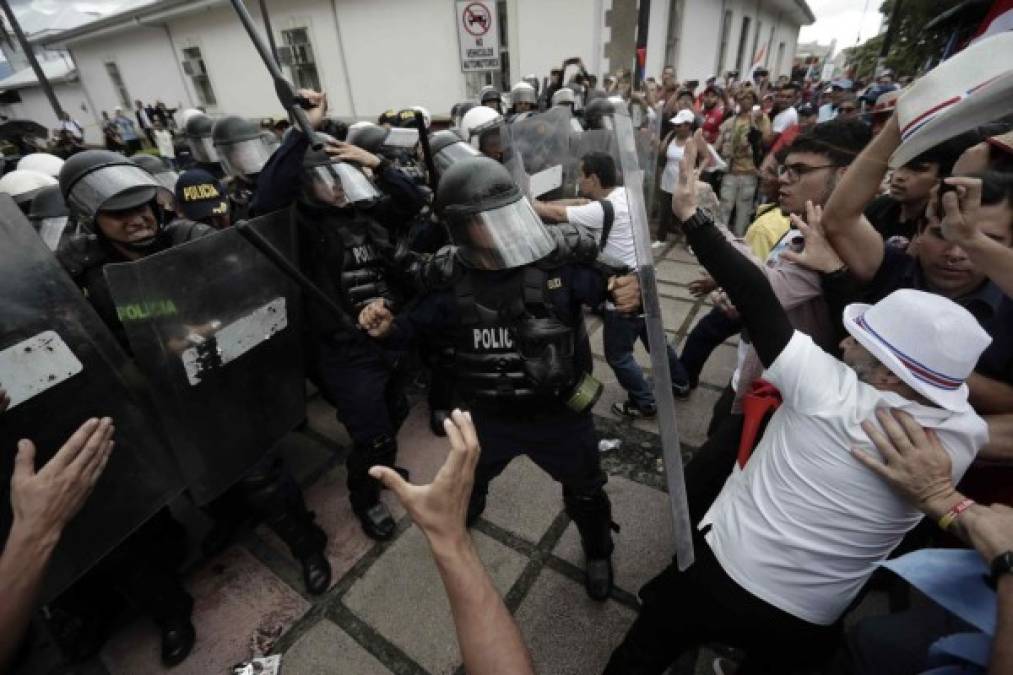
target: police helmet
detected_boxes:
[184,111,218,163]
[480,88,502,109]
[212,115,275,179]
[523,74,540,95]
[434,156,555,271]
[130,154,180,191]
[409,106,432,130]
[28,184,69,221]
[377,109,399,127]
[18,152,64,178]
[551,87,576,108]
[459,106,503,148]
[59,149,172,221]
[301,133,382,209]
[510,82,538,108]
[583,97,619,130]
[0,169,58,209]
[429,129,480,176]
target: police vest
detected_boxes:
[452,264,583,405]
[331,215,396,313]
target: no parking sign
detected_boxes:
[456,0,500,72]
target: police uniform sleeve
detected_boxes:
[371,163,427,228]
[251,131,310,216]
[383,291,455,350]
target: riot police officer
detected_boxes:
[460,106,505,162]
[359,156,642,601]
[212,115,278,221]
[181,109,224,178]
[508,81,538,119]
[480,87,503,114]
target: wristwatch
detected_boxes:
[991,550,1013,587]
[678,209,711,233]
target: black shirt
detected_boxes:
[863,194,923,242]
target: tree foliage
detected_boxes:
[844,0,958,80]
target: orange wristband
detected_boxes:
[938,498,975,531]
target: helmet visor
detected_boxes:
[36,215,69,251]
[218,137,275,178]
[67,163,171,216]
[307,162,381,207]
[383,127,420,149]
[448,197,555,270]
[153,170,179,191]
[188,135,219,163]
[434,141,481,174]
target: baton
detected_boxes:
[229,0,322,150]
[415,111,438,192]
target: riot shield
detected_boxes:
[0,196,184,602]
[503,106,573,199]
[104,210,306,505]
[611,111,695,570]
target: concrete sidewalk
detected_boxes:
[20,242,755,675]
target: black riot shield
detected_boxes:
[104,210,306,505]
[503,106,573,200]
[0,196,184,602]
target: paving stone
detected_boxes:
[343,527,527,675]
[657,259,705,286]
[515,568,636,675]
[484,455,563,544]
[274,431,334,484]
[553,475,674,595]
[305,397,352,449]
[256,464,404,592]
[660,283,702,302]
[101,547,310,675]
[283,618,391,674]
[661,296,699,335]
[591,364,660,435]
[674,387,723,448]
[663,243,697,264]
[697,343,739,390]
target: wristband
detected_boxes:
[938,497,975,531]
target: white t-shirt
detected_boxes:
[701,331,987,626]
[659,138,686,194]
[154,129,175,158]
[772,106,798,133]
[564,187,636,268]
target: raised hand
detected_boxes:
[779,201,845,273]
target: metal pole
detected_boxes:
[0,0,65,120]
[228,0,321,150]
[258,0,280,69]
[415,111,438,192]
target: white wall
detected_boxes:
[0,80,102,144]
[677,0,726,83]
[514,0,599,83]
[69,23,190,124]
[644,0,670,80]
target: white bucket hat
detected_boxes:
[843,289,992,411]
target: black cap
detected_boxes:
[174,168,229,221]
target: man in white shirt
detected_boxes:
[770,82,799,141]
[605,174,991,673]
[533,151,691,419]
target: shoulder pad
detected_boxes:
[56,233,107,280]
[165,218,216,244]
[541,223,598,267]
[416,244,464,291]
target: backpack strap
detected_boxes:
[597,198,615,250]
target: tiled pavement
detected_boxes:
[17,243,846,675]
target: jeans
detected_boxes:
[719,173,758,236]
[680,307,742,387]
[603,310,689,409]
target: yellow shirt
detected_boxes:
[744,205,790,261]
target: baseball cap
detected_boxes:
[670,109,695,126]
[174,168,229,221]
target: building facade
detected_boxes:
[30,0,812,134]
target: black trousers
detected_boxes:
[680,307,742,387]
[604,537,840,674]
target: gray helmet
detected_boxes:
[480,88,502,108]
[583,97,619,130]
[130,154,180,191]
[212,115,275,178]
[551,87,576,107]
[301,133,382,208]
[434,156,554,270]
[450,101,476,129]
[429,129,480,176]
[184,112,218,163]
[347,122,389,154]
[510,82,538,107]
[28,184,68,220]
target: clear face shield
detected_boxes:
[66,163,172,218]
[446,197,556,270]
[152,170,179,191]
[434,141,481,174]
[188,135,219,163]
[306,161,382,208]
[34,215,69,251]
[217,136,275,178]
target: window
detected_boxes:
[735,16,751,73]
[105,61,130,109]
[752,20,763,71]
[181,46,216,107]
[716,10,732,74]
[280,28,320,92]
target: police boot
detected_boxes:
[139,574,195,667]
[564,488,618,602]
[348,436,398,541]
[244,468,332,595]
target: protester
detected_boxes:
[112,107,142,155]
[716,88,771,235]
[152,119,176,169]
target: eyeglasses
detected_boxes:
[777,163,836,181]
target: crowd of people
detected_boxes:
[0,31,1012,675]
